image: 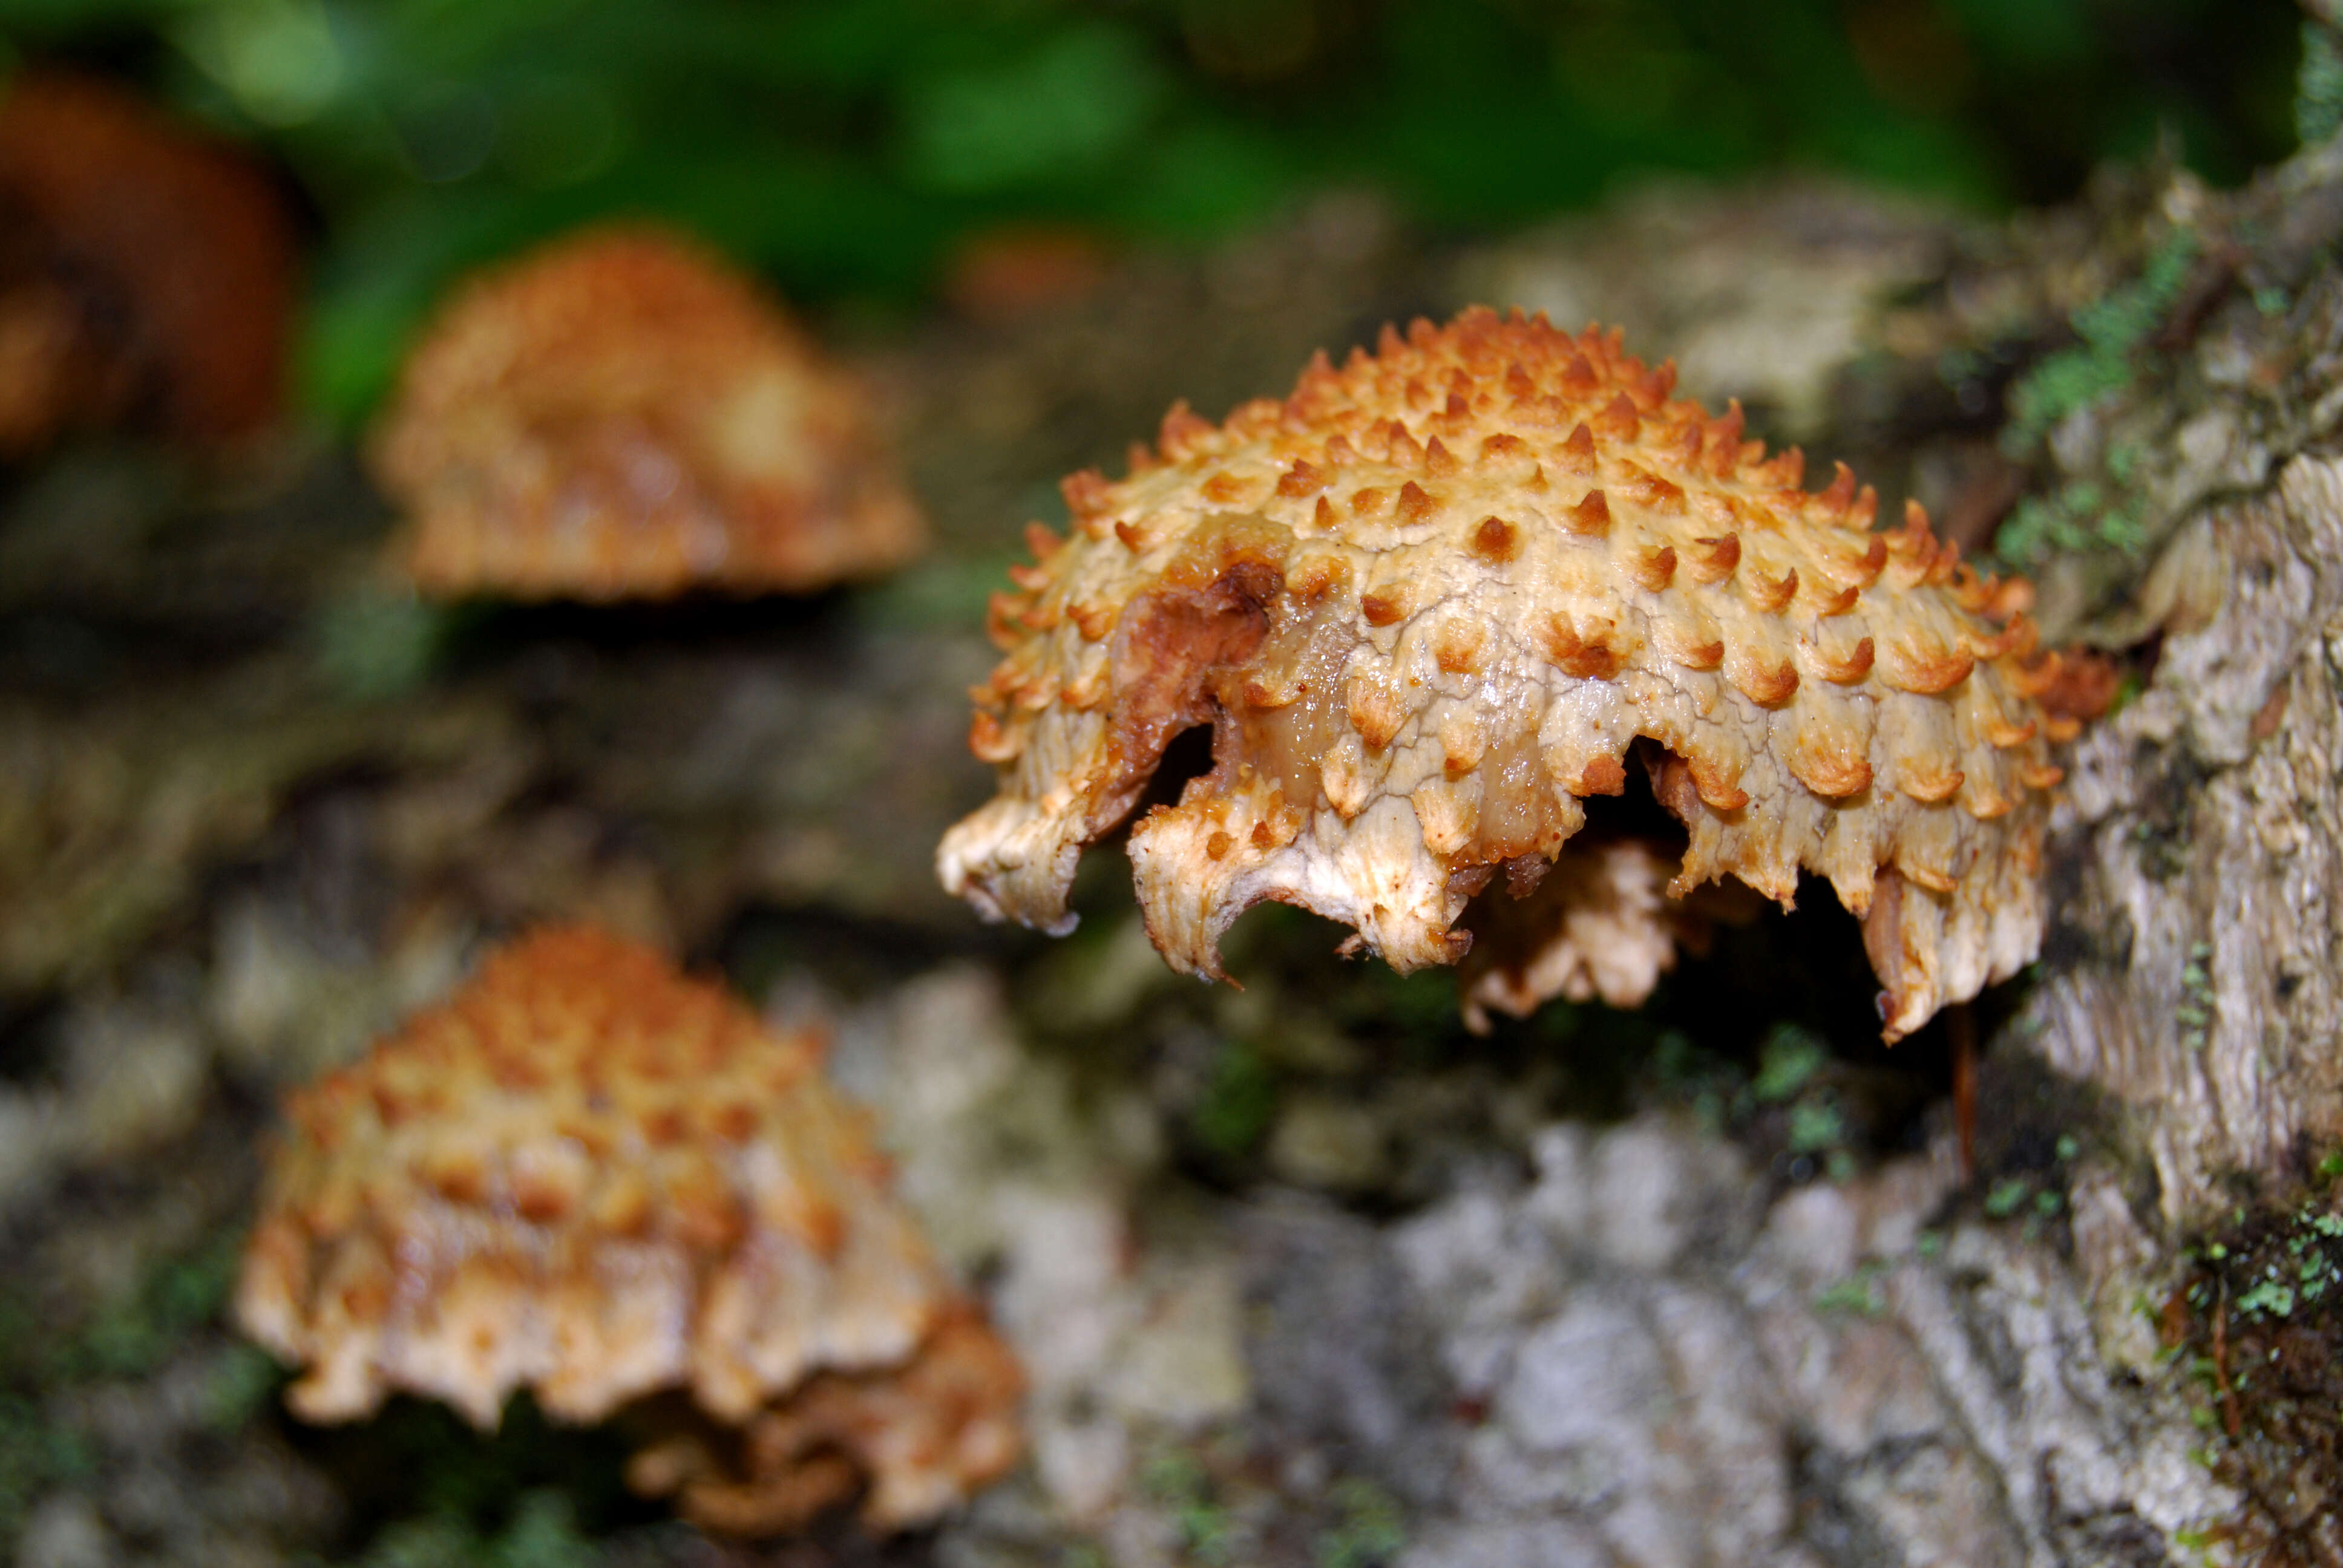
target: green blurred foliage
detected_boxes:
[2299,18,2343,145]
[356,1489,602,1568]
[1316,1476,1406,1568]
[0,0,2303,423]
[47,1226,248,1383]
[1190,1035,1279,1158]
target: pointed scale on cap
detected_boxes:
[939,309,2088,1040]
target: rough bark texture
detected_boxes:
[2040,454,2343,1229]
[1994,138,2343,1246]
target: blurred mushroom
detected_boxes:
[370,227,925,600]
[942,224,1113,322]
[939,309,2087,1040]
[0,72,295,457]
[628,1304,1024,1535]
[236,924,1021,1534]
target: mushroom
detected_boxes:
[0,72,293,457]
[939,309,2086,1040]
[235,924,1021,1534]
[370,226,925,601]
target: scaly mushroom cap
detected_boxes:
[939,309,2082,1039]
[235,925,954,1431]
[0,73,293,456]
[371,227,925,599]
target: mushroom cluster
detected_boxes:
[939,309,2087,1039]
[370,227,925,600]
[0,73,293,457]
[236,925,1021,1534]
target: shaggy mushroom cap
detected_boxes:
[371,227,925,599]
[0,73,293,456]
[939,309,2083,1040]
[235,926,973,1441]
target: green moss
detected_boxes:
[2169,1187,2343,1554]
[1315,1477,1405,1568]
[312,586,467,701]
[361,1515,485,1568]
[53,1228,247,1383]
[0,1229,274,1543]
[354,1499,605,1568]
[488,1491,597,1568]
[853,550,1027,635]
[2178,941,2215,1054]
[1639,1028,1743,1132]
[1144,1451,1238,1566]
[1786,1097,1847,1156]
[0,1298,38,1386]
[2004,229,2199,450]
[1751,1024,1828,1103]
[1994,478,2147,566]
[1984,1176,2033,1218]
[1813,1263,1890,1319]
[0,1394,97,1544]
[2300,21,2343,148]
[1994,229,2202,570]
[2221,1205,2343,1322]
[1189,1038,1278,1160]
[1327,955,1472,1050]
[202,1344,287,1434]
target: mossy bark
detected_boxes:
[2004,135,2343,1561]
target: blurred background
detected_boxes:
[0,0,2307,423]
